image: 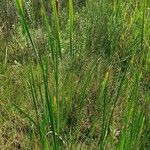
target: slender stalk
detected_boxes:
[69,0,74,57]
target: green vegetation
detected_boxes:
[0,0,150,149]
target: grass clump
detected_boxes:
[0,0,150,149]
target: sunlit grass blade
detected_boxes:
[140,0,147,69]
[40,0,55,61]
[69,0,74,57]
[51,0,62,59]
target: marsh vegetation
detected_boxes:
[0,0,150,149]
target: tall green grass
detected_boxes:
[8,0,150,149]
